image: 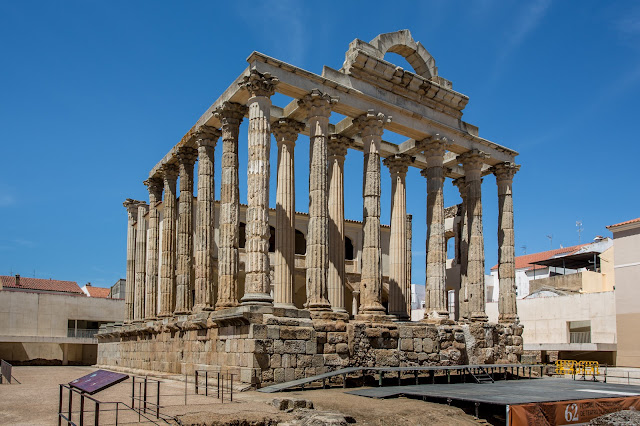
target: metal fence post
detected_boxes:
[205,371,209,397]
[131,376,135,408]
[94,401,99,426]
[80,393,85,426]
[230,374,233,402]
[156,380,160,419]
[195,370,199,395]
[68,386,73,424]
[143,377,148,413]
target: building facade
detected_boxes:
[98,31,523,385]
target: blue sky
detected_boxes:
[1,1,639,289]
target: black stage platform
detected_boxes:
[347,377,640,406]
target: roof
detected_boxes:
[1,275,83,294]
[607,217,640,230]
[85,286,111,298]
[490,243,590,272]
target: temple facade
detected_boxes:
[98,31,523,385]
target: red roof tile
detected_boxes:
[85,286,111,298]
[607,217,640,229]
[1,276,83,294]
[490,243,590,271]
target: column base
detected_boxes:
[240,292,274,306]
[173,310,192,316]
[331,307,348,314]
[471,312,489,322]
[193,304,215,312]
[215,301,239,311]
[310,310,350,321]
[498,313,519,324]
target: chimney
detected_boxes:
[15,274,20,287]
[86,282,91,287]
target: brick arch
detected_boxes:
[368,30,438,79]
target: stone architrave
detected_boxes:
[214,102,248,310]
[298,90,336,313]
[492,162,520,323]
[383,154,411,319]
[452,178,469,321]
[240,69,278,306]
[134,202,148,321]
[174,147,197,315]
[460,149,489,322]
[123,199,140,322]
[144,178,163,319]
[354,110,388,316]
[421,136,449,321]
[158,163,178,317]
[193,126,221,312]
[327,134,352,313]
[272,118,304,308]
[406,214,413,316]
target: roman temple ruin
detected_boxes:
[98,30,523,386]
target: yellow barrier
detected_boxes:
[577,360,600,376]
[555,360,577,375]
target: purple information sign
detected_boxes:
[69,370,129,394]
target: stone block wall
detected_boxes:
[98,306,523,386]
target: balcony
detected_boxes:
[67,328,99,339]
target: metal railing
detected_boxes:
[67,329,99,339]
[569,331,591,343]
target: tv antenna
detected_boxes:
[546,234,553,250]
[576,221,583,244]
[521,245,527,255]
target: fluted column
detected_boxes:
[272,118,303,308]
[214,102,248,310]
[421,136,449,321]
[383,154,411,319]
[354,110,388,316]
[175,147,197,315]
[453,178,469,321]
[240,70,278,306]
[134,202,148,321]
[144,178,163,319]
[328,135,351,313]
[194,126,221,312]
[299,90,336,312]
[123,199,140,322]
[406,214,413,317]
[493,162,520,323]
[460,149,488,322]
[158,164,178,317]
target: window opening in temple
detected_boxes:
[294,229,306,255]
[345,236,354,260]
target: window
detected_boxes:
[568,320,591,343]
[295,230,306,255]
[345,236,355,260]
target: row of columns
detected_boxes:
[123,69,519,324]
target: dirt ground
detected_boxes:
[0,366,480,425]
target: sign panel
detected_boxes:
[509,396,640,426]
[1,360,12,384]
[69,370,129,395]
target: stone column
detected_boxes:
[175,147,197,315]
[123,199,140,322]
[406,214,413,317]
[240,70,278,306]
[214,102,248,310]
[144,178,163,319]
[134,202,148,321]
[493,162,520,323]
[327,135,351,313]
[272,118,303,308]
[299,90,335,313]
[421,136,449,322]
[452,178,469,321]
[383,154,411,320]
[460,149,489,322]
[158,164,178,317]
[193,126,221,312]
[354,110,388,316]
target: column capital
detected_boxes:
[123,198,142,218]
[383,154,412,175]
[177,146,198,166]
[239,68,278,98]
[459,149,489,174]
[160,163,179,181]
[144,178,163,201]
[213,101,248,126]
[298,89,337,118]
[353,110,390,137]
[328,134,353,158]
[491,162,520,182]
[452,177,467,197]
[420,134,449,167]
[192,125,221,148]
[272,118,304,146]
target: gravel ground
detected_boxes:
[590,409,640,425]
[0,366,479,425]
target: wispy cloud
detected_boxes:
[489,0,552,84]
[615,5,640,38]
